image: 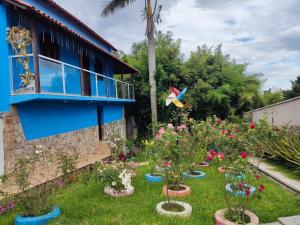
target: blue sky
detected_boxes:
[55,0,300,90]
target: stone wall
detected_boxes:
[2,106,125,174]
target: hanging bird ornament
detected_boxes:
[166,87,188,108]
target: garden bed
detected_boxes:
[1,165,300,225]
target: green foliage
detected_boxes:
[56,151,79,183]
[261,91,284,105]
[284,75,300,99]
[125,31,263,137]
[258,129,300,168]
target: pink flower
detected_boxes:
[220,130,229,135]
[209,150,217,156]
[155,134,161,140]
[238,182,244,189]
[245,188,251,196]
[218,153,224,160]
[249,121,256,129]
[227,134,233,139]
[6,201,15,210]
[255,175,260,180]
[259,185,265,192]
[159,128,165,134]
[240,151,248,159]
[206,155,213,161]
[57,179,65,188]
[167,123,174,129]
[163,161,172,167]
[0,205,6,215]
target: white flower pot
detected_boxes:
[156,200,192,217]
[104,186,134,197]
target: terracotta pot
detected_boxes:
[218,167,233,173]
[162,185,191,197]
[215,208,259,225]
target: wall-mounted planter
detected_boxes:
[215,208,259,225]
[104,186,134,197]
[156,200,192,217]
[225,183,256,197]
[162,185,191,198]
[183,171,206,179]
[145,173,163,182]
[225,172,245,181]
[15,207,61,225]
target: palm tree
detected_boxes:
[102,0,161,124]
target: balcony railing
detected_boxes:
[9,54,135,100]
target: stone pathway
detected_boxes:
[249,158,300,194]
[261,215,300,225]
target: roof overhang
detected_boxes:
[4,0,139,74]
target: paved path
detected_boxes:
[249,158,300,194]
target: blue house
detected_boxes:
[0,0,138,175]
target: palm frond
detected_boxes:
[102,0,137,17]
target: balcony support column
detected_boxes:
[31,20,40,93]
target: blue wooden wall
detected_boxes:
[17,101,124,140]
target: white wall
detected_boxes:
[0,116,4,176]
[251,97,300,126]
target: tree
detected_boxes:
[125,32,263,137]
[284,75,300,99]
[102,0,162,124]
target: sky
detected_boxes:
[55,0,300,90]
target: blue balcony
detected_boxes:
[9,54,135,104]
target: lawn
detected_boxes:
[1,165,300,225]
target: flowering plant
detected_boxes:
[105,127,126,162]
[95,162,133,192]
[223,122,266,224]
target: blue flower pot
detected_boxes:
[145,173,163,182]
[183,171,206,179]
[225,172,245,181]
[15,207,61,225]
[225,183,256,197]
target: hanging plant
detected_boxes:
[7,26,35,88]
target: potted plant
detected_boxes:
[156,153,192,217]
[95,162,134,197]
[215,122,266,225]
[7,150,61,225]
[143,138,164,182]
[7,26,35,92]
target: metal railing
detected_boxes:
[9,54,135,100]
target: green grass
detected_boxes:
[264,160,300,181]
[1,165,300,225]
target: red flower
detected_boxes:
[274,127,280,132]
[245,188,251,196]
[240,151,248,159]
[238,182,244,189]
[206,155,213,161]
[218,153,225,160]
[209,149,217,156]
[227,134,233,139]
[259,184,265,192]
[249,121,256,129]
[119,153,127,161]
[255,175,261,179]
[220,130,229,135]
[163,161,172,167]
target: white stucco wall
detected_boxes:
[250,96,300,126]
[0,115,4,176]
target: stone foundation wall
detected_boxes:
[3,106,125,174]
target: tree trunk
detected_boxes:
[147,0,158,125]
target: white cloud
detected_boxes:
[54,0,300,90]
